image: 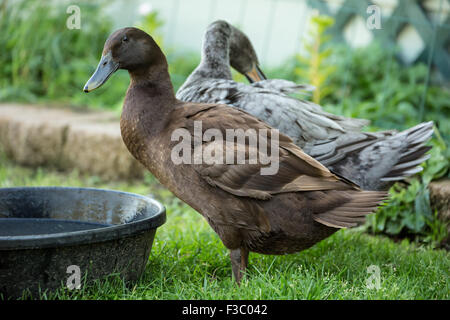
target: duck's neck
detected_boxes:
[196,28,233,80]
[121,59,176,150]
[129,58,174,95]
[127,58,176,111]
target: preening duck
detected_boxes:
[84,27,388,283]
[176,20,433,191]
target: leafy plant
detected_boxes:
[0,0,201,108]
[323,43,450,144]
[0,0,132,109]
[366,135,449,246]
[295,14,336,104]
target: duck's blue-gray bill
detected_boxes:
[83,52,119,93]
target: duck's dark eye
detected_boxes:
[122,35,129,42]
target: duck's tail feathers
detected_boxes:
[314,190,389,228]
[309,122,433,190]
[380,121,434,182]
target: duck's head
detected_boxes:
[229,25,266,83]
[205,20,233,44]
[84,27,162,93]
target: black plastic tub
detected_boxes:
[0,187,166,299]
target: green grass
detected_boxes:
[1,155,448,300]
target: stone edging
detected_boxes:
[0,104,146,180]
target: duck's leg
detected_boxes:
[230,247,249,284]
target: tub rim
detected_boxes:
[0,186,166,250]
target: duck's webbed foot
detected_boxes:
[230,247,249,285]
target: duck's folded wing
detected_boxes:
[303,131,392,166]
[176,79,369,150]
[231,88,370,144]
[174,104,355,201]
[172,104,388,229]
[322,122,433,190]
[195,143,355,200]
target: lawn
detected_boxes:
[1,153,448,300]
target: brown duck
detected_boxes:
[84,27,388,283]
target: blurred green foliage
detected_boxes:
[0,0,198,110]
[136,10,164,48]
[295,14,336,104]
[0,0,129,110]
[324,45,450,142]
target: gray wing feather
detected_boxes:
[326,122,433,190]
[177,79,369,148]
[177,79,434,191]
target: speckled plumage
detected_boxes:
[177,20,433,191]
